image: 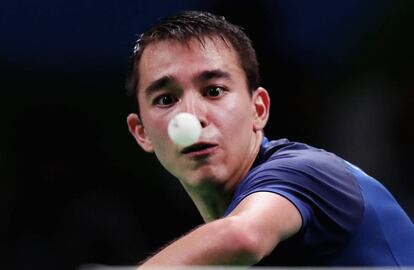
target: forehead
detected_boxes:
[141,36,239,65]
[137,37,244,91]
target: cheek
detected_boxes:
[216,95,254,130]
[143,115,170,149]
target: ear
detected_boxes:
[126,113,154,152]
[252,87,270,131]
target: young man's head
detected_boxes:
[126,10,270,191]
[126,10,260,115]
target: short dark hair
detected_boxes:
[125,10,260,114]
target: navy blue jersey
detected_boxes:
[224,137,414,266]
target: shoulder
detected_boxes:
[226,138,364,249]
[229,138,363,211]
[247,138,353,192]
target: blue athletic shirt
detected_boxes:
[224,137,414,266]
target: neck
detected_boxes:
[181,132,263,222]
[182,182,232,222]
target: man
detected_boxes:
[125,10,414,267]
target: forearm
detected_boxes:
[138,217,260,268]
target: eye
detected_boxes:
[153,94,177,107]
[205,86,226,98]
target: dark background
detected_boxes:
[1,0,413,269]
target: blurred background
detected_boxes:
[1,0,413,269]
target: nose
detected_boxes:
[182,92,208,128]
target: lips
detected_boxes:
[181,142,217,155]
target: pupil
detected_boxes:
[210,88,220,96]
[162,96,171,104]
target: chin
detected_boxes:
[183,172,226,190]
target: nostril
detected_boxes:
[196,114,208,128]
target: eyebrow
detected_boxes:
[144,75,176,97]
[144,69,232,97]
[196,69,231,82]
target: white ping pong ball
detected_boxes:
[168,112,202,147]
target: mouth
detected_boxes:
[180,142,218,156]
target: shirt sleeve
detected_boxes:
[225,148,364,255]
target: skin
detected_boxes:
[127,37,302,267]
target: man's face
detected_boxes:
[127,37,269,190]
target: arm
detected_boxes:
[138,192,302,268]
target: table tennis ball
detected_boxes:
[168,112,202,147]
